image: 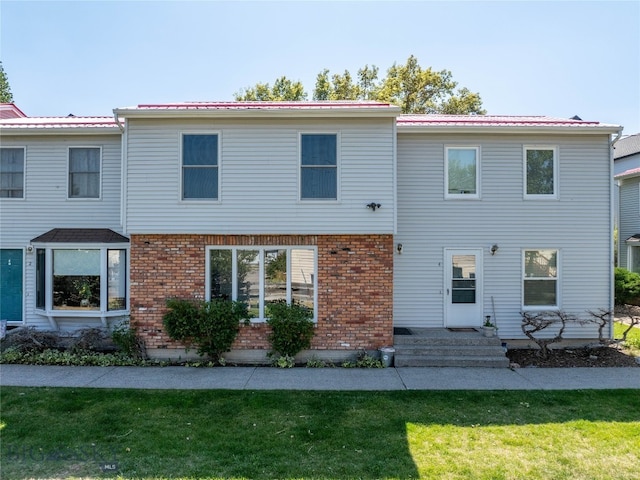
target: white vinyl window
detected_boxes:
[68,147,101,199]
[1,147,25,199]
[300,133,338,200]
[445,146,480,199]
[182,133,219,200]
[207,246,317,321]
[523,249,559,309]
[524,146,558,199]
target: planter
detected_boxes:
[482,326,496,337]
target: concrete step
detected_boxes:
[394,345,507,357]
[395,354,510,368]
[394,335,503,347]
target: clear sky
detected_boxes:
[1,0,639,134]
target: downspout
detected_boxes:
[609,128,623,340]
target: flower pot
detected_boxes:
[483,326,496,337]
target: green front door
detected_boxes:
[0,249,23,321]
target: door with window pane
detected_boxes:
[445,249,483,327]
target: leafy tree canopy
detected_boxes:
[235,55,485,114]
[0,61,14,103]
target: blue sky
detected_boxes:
[2,1,639,134]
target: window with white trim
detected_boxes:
[300,133,337,200]
[35,247,127,312]
[207,246,316,321]
[68,147,101,199]
[445,146,479,199]
[524,146,557,198]
[523,249,558,308]
[1,147,25,198]
[182,134,219,200]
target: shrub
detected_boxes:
[69,328,110,353]
[614,267,640,305]
[0,327,59,353]
[163,298,249,363]
[111,320,146,359]
[266,299,315,360]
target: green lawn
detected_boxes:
[1,388,639,479]
[615,321,640,352]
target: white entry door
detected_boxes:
[445,249,483,328]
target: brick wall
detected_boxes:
[130,234,393,354]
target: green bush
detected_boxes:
[266,299,315,359]
[163,298,249,362]
[614,267,640,305]
[111,320,145,359]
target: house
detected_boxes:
[0,102,622,360]
[614,134,640,271]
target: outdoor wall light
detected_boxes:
[490,244,499,256]
[366,202,381,211]
[397,243,403,254]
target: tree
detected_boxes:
[0,61,14,103]
[375,55,485,114]
[237,55,486,114]
[234,76,307,101]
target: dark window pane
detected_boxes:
[524,280,557,306]
[452,290,476,304]
[183,135,218,166]
[301,134,336,166]
[301,168,337,199]
[526,149,554,195]
[183,167,218,199]
[210,250,233,300]
[36,249,45,309]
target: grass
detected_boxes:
[614,321,640,351]
[1,389,639,479]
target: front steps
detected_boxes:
[393,328,510,368]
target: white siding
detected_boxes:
[124,118,395,234]
[394,133,613,339]
[618,177,640,268]
[0,134,123,329]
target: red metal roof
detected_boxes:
[0,116,120,130]
[397,114,603,127]
[615,166,640,179]
[133,101,395,110]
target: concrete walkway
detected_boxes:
[1,364,639,390]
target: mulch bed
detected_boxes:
[507,346,639,368]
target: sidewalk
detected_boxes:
[1,364,639,390]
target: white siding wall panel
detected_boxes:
[125,119,395,234]
[0,135,123,329]
[395,133,612,339]
[618,178,640,268]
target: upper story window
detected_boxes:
[524,146,557,199]
[68,147,101,199]
[1,147,25,199]
[445,146,480,199]
[300,133,337,200]
[523,249,559,309]
[182,134,219,200]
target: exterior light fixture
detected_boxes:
[366,202,381,211]
[490,244,499,256]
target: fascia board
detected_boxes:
[113,107,401,119]
[396,125,622,135]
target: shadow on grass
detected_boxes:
[1,389,639,479]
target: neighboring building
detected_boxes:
[0,102,622,359]
[614,134,640,271]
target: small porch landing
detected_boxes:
[393,328,510,368]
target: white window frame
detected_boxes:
[34,244,129,319]
[523,145,558,200]
[67,146,102,200]
[444,146,480,199]
[0,146,26,200]
[299,132,340,202]
[522,248,560,310]
[180,131,221,202]
[206,246,318,322]
[627,244,640,273]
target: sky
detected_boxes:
[1,0,639,134]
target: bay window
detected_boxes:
[35,246,128,313]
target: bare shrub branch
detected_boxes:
[520,311,576,358]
